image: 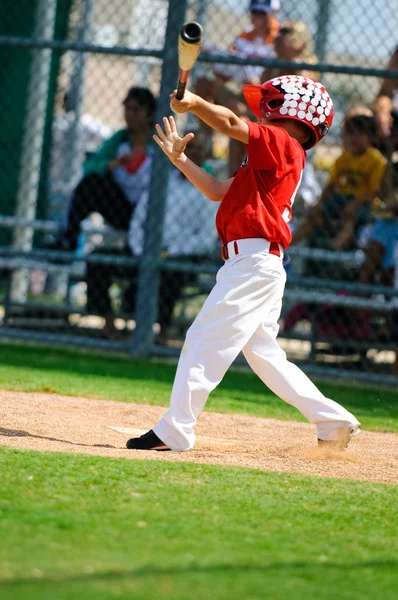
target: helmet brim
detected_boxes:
[242,85,263,120]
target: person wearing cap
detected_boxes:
[216,0,281,86]
[195,0,280,161]
[50,86,157,253]
[125,74,361,453]
[229,19,320,190]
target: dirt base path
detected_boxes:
[1,390,397,484]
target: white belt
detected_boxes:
[221,238,284,260]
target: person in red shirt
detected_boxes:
[126,75,361,452]
[195,0,280,170]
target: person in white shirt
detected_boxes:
[50,91,112,185]
[85,132,219,341]
[49,87,157,253]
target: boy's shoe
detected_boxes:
[318,425,360,451]
[126,430,170,451]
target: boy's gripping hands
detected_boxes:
[153,115,194,164]
[169,89,199,114]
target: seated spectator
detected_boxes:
[357,142,398,288]
[211,0,280,87]
[291,114,387,258]
[50,86,157,253]
[345,104,374,120]
[50,90,111,187]
[261,19,319,82]
[195,0,280,166]
[85,132,220,341]
[373,45,398,151]
[392,242,398,375]
[229,19,319,176]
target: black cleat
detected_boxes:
[126,429,170,451]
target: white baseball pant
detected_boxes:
[154,238,360,451]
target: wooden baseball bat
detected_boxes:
[176,21,204,100]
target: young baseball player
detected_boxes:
[127,75,361,452]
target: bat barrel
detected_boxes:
[180,21,203,45]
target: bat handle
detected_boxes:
[175,81,186,100]
[175,69,189,100]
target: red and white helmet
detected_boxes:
[242,75,334,149]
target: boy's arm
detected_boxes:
[173,155,233,202]
[170,90,250,144]
[153,116,233,202]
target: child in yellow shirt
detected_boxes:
[292,114,387,253]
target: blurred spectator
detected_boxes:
[195,0,280,164]
[373,45,398,147]
[357,144,398,288]
[50,91,111,185]
[345,104,374,120]
[288,151,322,226]
[49,86,157,253]
[229,19,319,176]
[392,242,398,375]
[85,132,219,341]
[212,0,280,86]
[291,114,387,255]
[261,20,319,82]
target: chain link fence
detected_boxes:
[0,0,397,384]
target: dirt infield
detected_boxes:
[1,390,397,484]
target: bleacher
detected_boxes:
[0,216,396,379]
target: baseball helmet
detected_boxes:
[242,75,334,149]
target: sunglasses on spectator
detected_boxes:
[279,27,293,35]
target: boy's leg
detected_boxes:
[242,319,360,443]
[152,253,287,451]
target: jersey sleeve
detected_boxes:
[247,122,289,171]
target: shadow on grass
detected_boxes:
[2,559,397,586]
[0,427,115,449]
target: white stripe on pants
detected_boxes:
[154,248,360,451]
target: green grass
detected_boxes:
[0,447,397,600]
[0,343,397,599]
[0,342,397,432]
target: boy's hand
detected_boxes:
[170,89,198,114]
[153,116,194,163]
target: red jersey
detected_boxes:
[216,122,305,248]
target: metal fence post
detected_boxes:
[10,0,56,303]
[315,0,331,62]
[130,0,188,356]
[64,0,94,188]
